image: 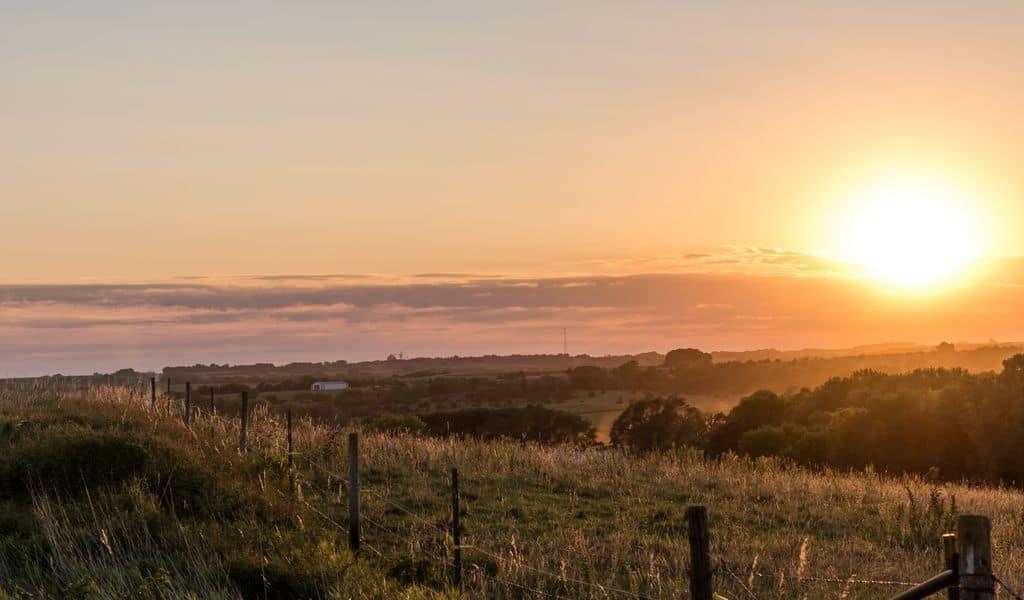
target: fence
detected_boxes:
[140,379,1024,598]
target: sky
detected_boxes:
[2,1,1024,375]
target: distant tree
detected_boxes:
[706,390,786,456]
[610,397,707,452]
[568,366,613,390]
[663,348,713,369]
[936,342,956,353]
[999,354,1024,386]
[421,405,595,445]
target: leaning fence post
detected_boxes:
[239,391,249,454]
[184,381,192,424]
[944,532,960,600]
[451,467,462,589]
[957,515,994,600]
[348,432,360,554]
[150,377,156,408]
[687,506,713,600]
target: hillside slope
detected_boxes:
[0,385,1022,598]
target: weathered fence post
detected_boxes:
[348,432,360,554]
[150,377,156,408]
[239,391,249,454]
[209,388,215,414]
[687,505,713,600]
[451,467,462,589]
[957,515,994,600]
[184,381,192,424]
[166,377,171,394]
[944,532,960,600]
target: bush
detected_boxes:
[0,433,148,497]
[363,414,428,435]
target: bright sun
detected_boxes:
[841,175,980,288]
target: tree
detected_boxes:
[706,390,786,456]
[568,365,613,391]
[610,397,707,452]
[999,354,1024,386]
[664,348,713,369]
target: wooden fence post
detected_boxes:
[957,515,993,600]
[184,381,192,424]
[944,532,960,600]
[348,432,360,554]
[209,388,215,414]
[166,377,171,394]
[451,467,462,589]
[239,391,249,454]
[687,506,713,600]
[150,377,156,408]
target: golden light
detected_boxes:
[840,175,980,289]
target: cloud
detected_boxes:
[3,259,1024,376]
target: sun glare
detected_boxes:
[840,175,980,289]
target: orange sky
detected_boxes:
[2,2,1024,373]
[3,1,1023,281]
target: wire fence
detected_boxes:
[25,380,1016,600]
[294,451,961,600]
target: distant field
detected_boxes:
[245,384,745,442]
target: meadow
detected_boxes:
[1,383,1023,598]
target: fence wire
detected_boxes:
[296,449,942,600]
[995,573,1024,600]
[297,463,577,599]
[297,454,664,599]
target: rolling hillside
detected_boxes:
[1,384,1023,598]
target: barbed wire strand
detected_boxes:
[297,495,384,557]
[302,456,452,537]
[299,467,568,600]
[298,452,917,597]
[995,573,1024,600]
[746,570,916,587]
[469,544,659,600]
[717,561,758,600]
[301,475,452,569]
[714,556,918,588]
[301,456,661,599]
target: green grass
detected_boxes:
[1,385,1023,598]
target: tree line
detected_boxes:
[610,355,1024,485]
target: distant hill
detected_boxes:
[9,342,1021,394]
[161,352,666,384]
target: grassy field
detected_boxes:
[1,384,1023,598]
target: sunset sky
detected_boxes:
[3,1,1024,375]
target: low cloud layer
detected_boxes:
[3,255,1024,377]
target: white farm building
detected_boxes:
[311,381,349,391]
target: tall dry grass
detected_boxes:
[1,381,1022,598]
